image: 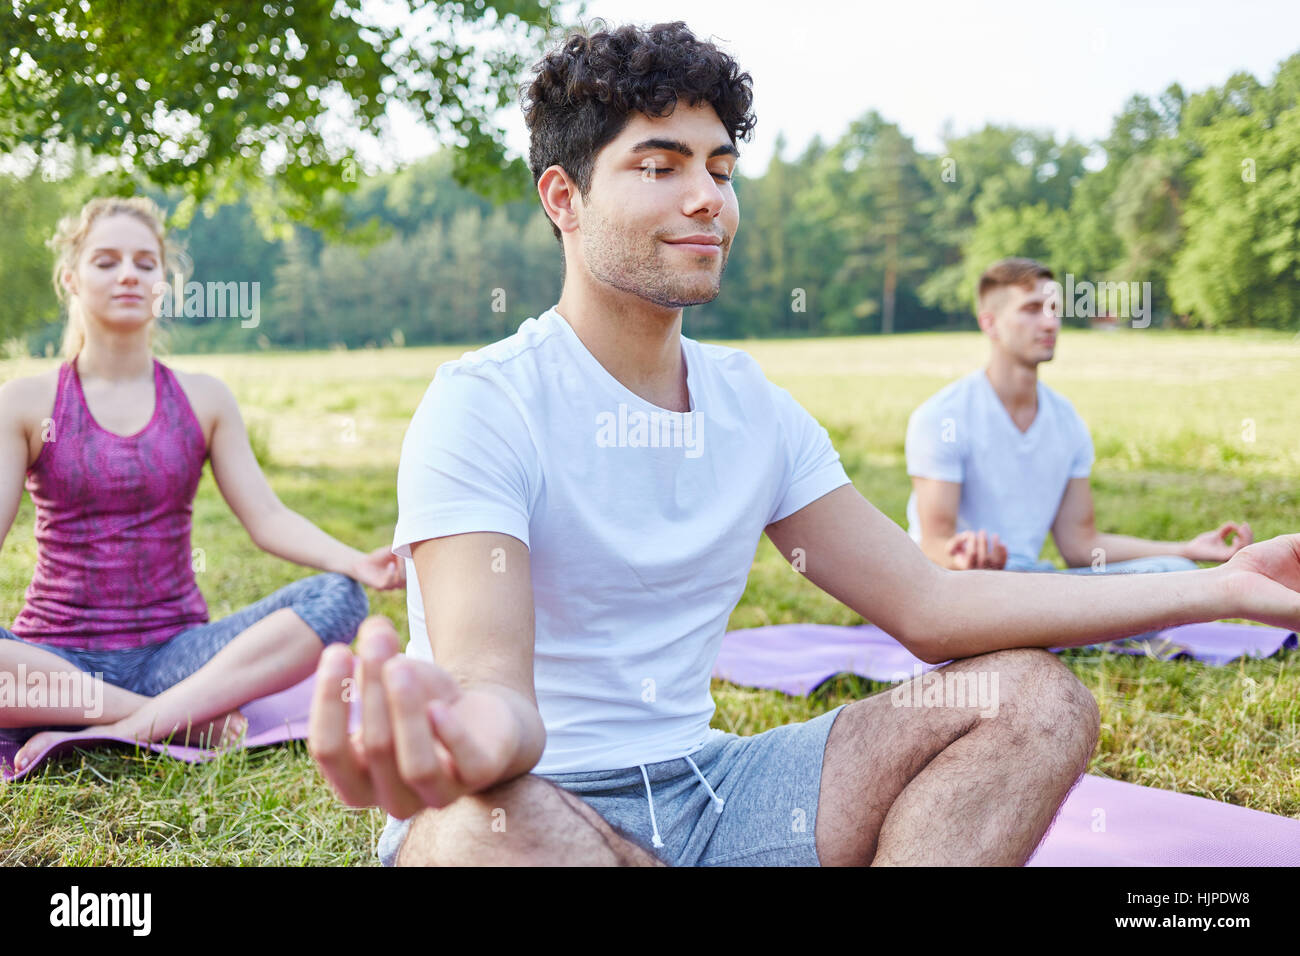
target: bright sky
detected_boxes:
[379,0,1300,176]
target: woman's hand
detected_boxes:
[349,546,406,590]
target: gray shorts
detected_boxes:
[377,703,846,867]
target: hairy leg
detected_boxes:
[815,647,1100,866]
[397,773,668,867]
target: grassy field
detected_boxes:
[1,328,1297,864]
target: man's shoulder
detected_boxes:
[911,369,983,423]
[1037,379,1089,428]
[443,310,567,378]
[688,335,763,372]
[416,310,570,412]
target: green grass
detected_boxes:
[1,329,1297,864]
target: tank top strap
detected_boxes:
[154,358,209,460]
[27,361,81,475]
[52,359,73,424]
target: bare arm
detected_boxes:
[206,376,401,588]
[0,380,27,556]
[310,531,544,818]
[409,531,544,782]
[1051,477,1253,567]
[766,484,1298,665]
[911,476,1006,570]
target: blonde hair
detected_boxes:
[47,196,185,361]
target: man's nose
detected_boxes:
[686,169,725,218]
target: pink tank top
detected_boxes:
[12,356,211,650]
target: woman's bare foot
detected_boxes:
[10,709,249,772]
[12,727,105,773]
[177,709,249,750]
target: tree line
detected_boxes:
[2,49,1297,354]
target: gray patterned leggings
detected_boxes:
[0,572,368,743]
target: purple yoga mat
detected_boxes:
[0,676,361,782]
[1028,774,1300,866]
[713,621,1298,696]
[5,637,1297,866]
[712,619,1300,864]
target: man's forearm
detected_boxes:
[915,564,1232,663]
[1066,531,1189,566]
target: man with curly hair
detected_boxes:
[308,20,1300,867]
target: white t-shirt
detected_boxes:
[393,305,852,773]
[904,368,1094,568]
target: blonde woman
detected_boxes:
[0,196,402,774]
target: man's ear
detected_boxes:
[538,165,580,237]
[976,307,998,340]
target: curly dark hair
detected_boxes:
[522,20,757,242]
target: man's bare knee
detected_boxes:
[396,774,666,866]
[970,647,1099,766]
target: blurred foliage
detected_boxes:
[1,17,1297,347]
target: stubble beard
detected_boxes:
[582,209,727,309]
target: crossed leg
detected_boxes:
[0,635,251,757]
[5,573,369,770]
[4,609,319,770]
[0,637,151,728]
[814,646,1101,866]
[393,646,1096,867]
[396,773,666,866]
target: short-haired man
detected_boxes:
[308,25,1300,866]
[906,257,1253,574]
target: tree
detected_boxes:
[801,112,934,334]
[0,146,109,340]
[1168,55,1300,328]
[0,0,561,237]
[920,125,1087,316]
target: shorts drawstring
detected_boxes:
[684,754,726,813]
[638,749,725,852]
[638,764,666,849]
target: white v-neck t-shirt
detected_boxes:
[903,368,1094,568]
[393,306,852,773]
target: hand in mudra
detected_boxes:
[308,616,518,819]
[1185,521,1253,563]
[350,547,407,590]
